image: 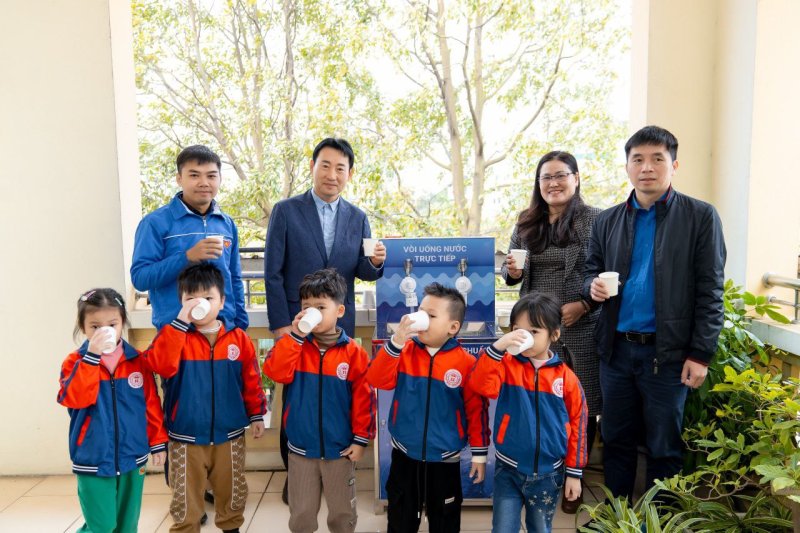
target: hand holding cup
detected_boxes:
[186,236,224,262]
[369,240,386,267]
[590,272,619,302]
[495,329,534,356]
[391,313,418,346]
[506,249,527,280]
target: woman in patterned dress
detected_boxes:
[502,151,601,458]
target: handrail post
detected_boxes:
[762,272,800,324]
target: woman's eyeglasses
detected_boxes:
[539,172,574,183]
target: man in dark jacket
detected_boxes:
[583,125,726,500]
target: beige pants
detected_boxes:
[288,454,357,533]
[168,437,248,532]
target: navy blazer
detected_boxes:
[264,190,383,336]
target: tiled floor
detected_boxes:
[0,467,603,532]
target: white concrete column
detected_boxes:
[743,0,800,300]
[710,0,757,286]
[632,0,800,304]
[0,0,141,474]
[630,0,717,202]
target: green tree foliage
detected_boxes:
[371,0,629,239]
[133,0,629,246]
[133,0,401,244]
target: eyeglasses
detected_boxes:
[539,172,574,184]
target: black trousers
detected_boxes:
[386,448,462,533]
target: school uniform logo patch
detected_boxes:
[552,378,564,398]
[227,345,241,361]
[444,369,462,388]
[336,362,350,380]
[128,372,144,389]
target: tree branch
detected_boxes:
[486,42,565,168]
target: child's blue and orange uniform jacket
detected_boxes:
[263,330,375,459]
[468,345,588,478]
[366,337,490,462]
[58,340,167,477]
[145,318,266,445]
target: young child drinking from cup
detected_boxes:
[145,263,266,532]
[366,283,490,533]
[58,289,167,533]
[468,291,588,533]
[262,268,375,533]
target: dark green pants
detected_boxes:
[76,466,146,533]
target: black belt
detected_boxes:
[616,331,656,345]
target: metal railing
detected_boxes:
[762,272,800,324]
[133,250,520,309]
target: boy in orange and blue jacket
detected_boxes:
[367,283,490,533]
[263,268,375,533]
[146,263,266,533]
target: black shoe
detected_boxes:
[223,530,240,533]
[561,481,583,514]
[200,512,208,525]
[204,490,214,503]
[282,478,289,505]
[562,492,583,514]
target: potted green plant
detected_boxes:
[577,485,704,532]
[682,280,790,474]
[579,481,793,532]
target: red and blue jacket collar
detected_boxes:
[485,344,564,367]
[511,351,563,367]
[409,336,460,353]
[175,317,237,336]
[79,338,140,361]
[298,328,351,348]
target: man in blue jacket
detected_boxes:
[583,125,726,501]
[131,144,249,330]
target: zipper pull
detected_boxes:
[653,358,659,375]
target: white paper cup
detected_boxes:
[207,234,224,245]
[191,298,211,320]
[363,238,378,257]
[599,272,620,297]
[99,326,117,354]
[507,330,534,356]
[497,308,511,328]
[509,249,528,268]
[404,310,430,332]
[298,307,323,334]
